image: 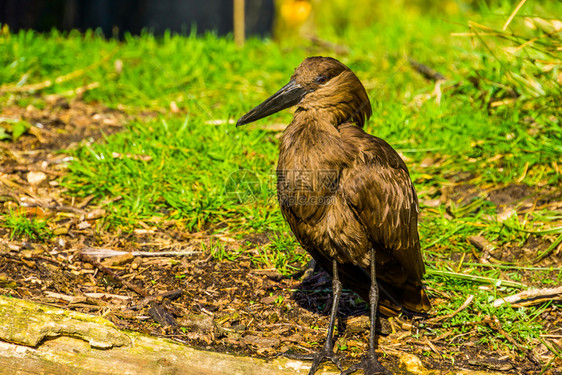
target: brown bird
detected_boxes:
[237,56,431,375]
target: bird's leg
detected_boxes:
[306,259,343,374]
[342,249,391,375]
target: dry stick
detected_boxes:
[2,174,88,214]
[484,315,541,366]
[24,202,87,215]
[81,246,201,259]
[425,294,474,325]
[140,289,182,305]
[307,36,350,55]
[125,289,184,312]
[79,252,182,328]
[533,233,562,264]
[45,81,100,100]
[9,165,64,176]
[502,0,528,31]
[468,235,496,264]
[1,252,66,269]
[493,286,562,308]
[79,252,148,298]
[0,175,47,206]
[408,58,446,82]
[0,48,116,93]
[423,337,441,356]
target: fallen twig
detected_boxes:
[0,48,116,93]
[409,58,446,82]
[79,251,181,328]
[493,286,562,308]
[24,202,87,215]
[307,35,350,55]
[426,294,474,325]
[468,235,495,264]
[533,233,562,264]
[44,82,100,100]
[129,289,183,311]
[484,315,542,366]
[78,252,148,297]
[82,246,202,259]
[426,269,526,289]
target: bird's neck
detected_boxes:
[278,109,352,170]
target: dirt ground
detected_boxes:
[1,99,561,374]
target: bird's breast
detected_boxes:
[276,120,346,218]
[275,118,371,264]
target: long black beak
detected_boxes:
[236,80,307,126]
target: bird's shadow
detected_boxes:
[291,265,398,337]
[291,268,368,318]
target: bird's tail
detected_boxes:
[377,279,431,316]
[335,261,431,316]
[308,253,431,316]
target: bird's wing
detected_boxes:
[340,127,424,281]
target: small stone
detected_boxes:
[101,253,134,267]
[0,274,17,289]
[114,59,123,74]
[260,296,276,304]
[53,227,68,235]
[399,353,427,374]
[77,221,91,229]
[131,257,143,270]
[85,208,106,220]
[27,171,47,185]
[8,244,20,251]
[242,334,280,348]
[178,313,214,333]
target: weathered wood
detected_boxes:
[0,295,130,348]
[0,296,514,375]
[493,286,562,307]
[0,296,334,374]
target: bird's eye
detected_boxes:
[315,75,328,84]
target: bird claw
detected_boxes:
[307,348,343,375]
[341,355,391,375]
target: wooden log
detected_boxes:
[0,296,334,374]
[0,296,516,375]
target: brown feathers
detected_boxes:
[240,56,431,315]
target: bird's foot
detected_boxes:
[341,354,391,375]
[309,348,342,375]
[298,348,342,375]
[278,350,341,374]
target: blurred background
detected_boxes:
[0,0,485,39]
[0,0,274,38]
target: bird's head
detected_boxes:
[236,56,372,128]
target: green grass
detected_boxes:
[1,209,52,241]
[1,0,561,366]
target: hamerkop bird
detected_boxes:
[237,56,431,375]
